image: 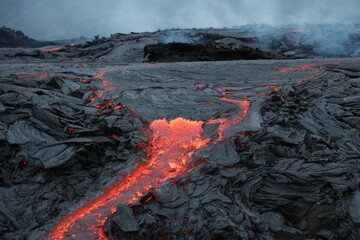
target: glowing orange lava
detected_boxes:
[40,47,62,53]
[67,127,77,132]
[17,72,49,79]
[93,71,106,79]
[93,71,116,92]
[48,118,210,239]
[84,70,116,102]
[194,83,206,91]
[278,61,342,73]
[208,97,251,141]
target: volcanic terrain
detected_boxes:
[0,24,360,240]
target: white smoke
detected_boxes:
[0,0,359,40]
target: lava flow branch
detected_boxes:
[208,97,251,141]
[46,69,251,239]
[48,118,211,239]
[277,59,359,84]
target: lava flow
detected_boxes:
[16,72,49,79]
[40,47,62,53]
[86,70,117,102]
[39,43,76,52]
[208,97,251,141]
[47,68,251,239]
[48,118,210,239]
[92,70,116,98]
[278,61,342,73]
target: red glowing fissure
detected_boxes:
[40,47,62,53]
[89,70,117,102]
[208,97,251,141]
[39,44,75,53]
[278,61,342,73]
[46,69,252,239]
[17,72,49,79]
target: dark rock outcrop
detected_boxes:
[144,42,275,62]
[0,26,56,48]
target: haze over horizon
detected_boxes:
[1,0,360,40]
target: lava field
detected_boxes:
[0,25,360,240]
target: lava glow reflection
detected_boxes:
[48,118,210,239]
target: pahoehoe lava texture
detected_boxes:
[105,66,360,240]
[0,69,147,239]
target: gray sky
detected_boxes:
[1,0,359,40]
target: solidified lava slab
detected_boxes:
[143,42,275,62]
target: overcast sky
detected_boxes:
[1,0,359,40]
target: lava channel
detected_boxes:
[47,69,251,239]
[48,118,211,239]
[40,47,62,53]
[208,98,251,141]
[277,61,343,73]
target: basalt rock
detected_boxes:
[144,42,275,62]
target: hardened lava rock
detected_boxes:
[143,42,275,62]
[0,71,147,239]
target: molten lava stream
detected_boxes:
[208,97,251,141]
[40,47,62,52]
[48,118,210,239]
[278,62,340,73]
[16,72,49,79]
[48,68,251,239]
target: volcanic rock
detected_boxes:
[144,42,275,62]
